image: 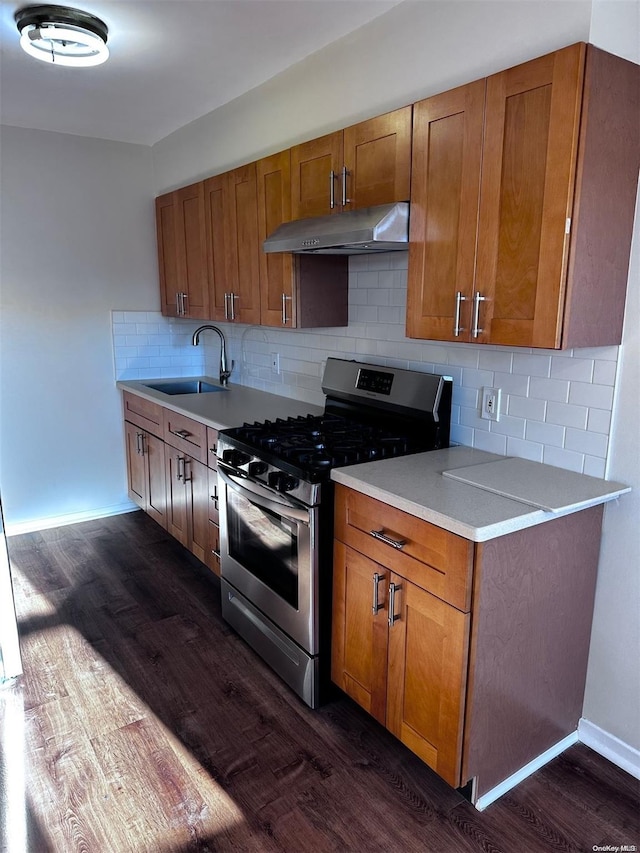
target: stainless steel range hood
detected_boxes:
[263,202,409,255]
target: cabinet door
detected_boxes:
[145,432,167,528]
[204,174,228,322]
[343,106,412,209]
[173,182,210,319]
[407,81,485,341]
[164,447,189,548]
[125,421,147,509]
[186,456,209,564]
[475,43,585,347]
[331,542,389,725]
[257,151,296,327]
[291,131,343,219]
[386,574,470,788]
[224,164,261,324]
[156,192,180,317]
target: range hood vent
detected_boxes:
[263,202,409,255]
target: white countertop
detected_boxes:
[117,376,323,431]
[330,446,630,542]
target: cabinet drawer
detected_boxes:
[122,391,164,438]
[163,409,207,462]
[334,484,474,612]
[206,426,219,469]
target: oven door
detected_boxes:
[217,464,319,654]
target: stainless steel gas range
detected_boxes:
[216,359,453,708]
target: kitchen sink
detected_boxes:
[143,380,226,395]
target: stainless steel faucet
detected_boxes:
[192,325,234,386]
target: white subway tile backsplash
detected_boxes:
[112,256,619,478]
[551,356,594,382]
[506,436,544,462]
[565,427,608,458]
[568,381,614,410]
[546,401,589,430]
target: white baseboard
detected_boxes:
[474,731,579,811]
[5,501,138,537]
[579,717,640,780]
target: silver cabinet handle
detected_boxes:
[175,293,181,315]
[212,549,221,559]
[388,582,401,627]
[454,291,467,337]
[370,529,406,550]
[182,458,192,483]
[171,428,191,439]
[341,165,351,206]
[182,292,188,315]
[135,431,144,455]
[223,292,229,320]
[372,572,384,615]
[229,292,238,321]
[176,455,185,481]
[472,292,486,339]
[209,444,217,456]
[281,293,292,325]
[329,169,336,209]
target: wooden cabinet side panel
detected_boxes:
[343,106,413,208]
[407,81,485,341]
[462,505,604,797]
[562,46,640,348]
[257,151,296,327]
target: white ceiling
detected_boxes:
[0,0,402,145]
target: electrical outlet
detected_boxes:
[270,352,281,375]
[481,387,501,421]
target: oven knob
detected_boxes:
[268,472,299,493]
[222,449,250,467]
[248,461,268,477]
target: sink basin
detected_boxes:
[143,380,226,395]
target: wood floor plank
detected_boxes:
[3,511,638,853]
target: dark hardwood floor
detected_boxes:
[2,511,638,852]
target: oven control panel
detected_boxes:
[355,367,394,396]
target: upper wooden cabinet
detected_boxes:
[256,150,348,329]
[156,182,209,320]
[205,165,261,325]
[407,43,640,349]
[290,106,412,219]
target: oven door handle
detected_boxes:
[218,465,310,524]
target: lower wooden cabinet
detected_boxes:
[164,447,209,564]
[332,539,469,787]
[124,421,167,528]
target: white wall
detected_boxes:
[582,0,640,753]
[0,127,157,530]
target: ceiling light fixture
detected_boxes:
[15,4,109,67]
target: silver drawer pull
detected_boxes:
[454,291,467,336]
[370,529,406,550]
[212,549,221,559]
[388,582,402,627]
[172,428,191,439]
